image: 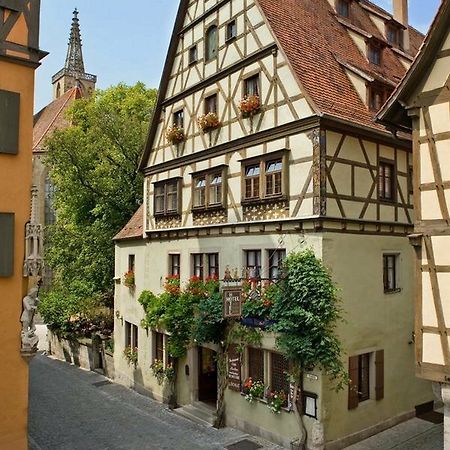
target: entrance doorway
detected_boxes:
[198,347,217,403]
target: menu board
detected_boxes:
[227,344,241,391]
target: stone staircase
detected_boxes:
[174,401,217,427]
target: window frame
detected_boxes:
[336,0,350,18]
[367,42,382,65]
[125,321,138,350]
[244,249,262,279]
[191,166,226,211]
[153,178,182,217]
[247,347,265,383]
[207,253,219,278]
[243,73,260,97]
[173,109,184,129]
[386,23,403,49]
[188,45,198,65]
[205,23,218,62]
[204,93,218,114]
[268,249,286,281]
[192,253,204,279]
[383,253,400,293]
[378,159,396,203]
[169,253,181,277]
[241,151,288,204]
[225,19,237,42]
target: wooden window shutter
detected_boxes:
[348,355,359,410]
[375,350,384,400]
[0,90,20,155]
[0,213,14,277]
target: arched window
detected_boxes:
[56,82,61,98]
[205,25,218,61]
[44,175,56,226]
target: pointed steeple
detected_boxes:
[65,9,85,74]
[51,8,97,100]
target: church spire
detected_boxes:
[51,8,97,100]
[65,8,85,74]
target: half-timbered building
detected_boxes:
[115,0,434,447]
[378,0,450,440]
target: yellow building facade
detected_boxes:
[0,2,44,449]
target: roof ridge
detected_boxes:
[32,87,79,151]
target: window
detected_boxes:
[348,351,384,409]
[154,179,180,216]
[268,249,286,280]
[245,250,261,279]
[383,254,398,293]
[169,254,180,277]
[205,25,218,61]
[386,24,402,48]
[248,347,264,382]
[378,161,395,201]
[244,74,259,97]
[244,164,260,200]
[368,84,393,112]
[44,175,56,225]
[0,89,20,155]
[336,0,350,17]
[128,254,135,272]
[193,170,223,209]
[204,94,217,114]
[192,253,204,279]
[368,44,381,65]
[226,20,237,41]
[207,253,219,278]
[271,352,289,399]
[173,109,184,128]
[243,155,286,202]
[154,331,164,362]
[125,321,138,350]
[188,45,198,65]
[265,159,282,197]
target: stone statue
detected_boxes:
[20,287,40,354]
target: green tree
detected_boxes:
[39,83,157,334]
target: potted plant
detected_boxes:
[164,275,180,296]
[151,358,166,385]
[123,270,135,288]
[267,390,287,414]
[243,377,265,403]
[166,125,185,145]
[239,94,261,118]
[197,112,221,133]
[123,345,138,366]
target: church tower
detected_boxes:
[51,9,96,99]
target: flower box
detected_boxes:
[197,112,221,133]
[123,270,135,288]
[239,95,261,118]
[165,125,185,145]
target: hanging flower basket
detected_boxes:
[239,95,261,118]
[198,112,221,133]
[123,270,135,288]
[166,125,185,145]
[123,346,138,366]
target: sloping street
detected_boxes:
[28,354,283,450]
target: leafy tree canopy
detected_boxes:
[40,83,157,333]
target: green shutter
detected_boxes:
[0,90,20,155]
[0,213,14,277]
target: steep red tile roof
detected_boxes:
[257,0,425,131]
[114,205,144,241]
[33,87,81,153]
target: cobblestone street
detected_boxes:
[28,354,283,450]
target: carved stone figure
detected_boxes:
[20,287,39,354]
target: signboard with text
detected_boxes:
[227,344,241,391]
[223,287,242,318]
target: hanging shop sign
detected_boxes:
[223,287,243,318]
[227,344,241,391]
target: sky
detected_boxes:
[34,0,441,112]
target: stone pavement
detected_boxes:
[345,417,443,450]
[29,353,284,450]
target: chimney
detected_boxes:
[393,0,410,51]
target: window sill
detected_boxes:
[239,392,292,413]
[192,205,225,214]
[225,36,237,44]
[154,212,181,219]
[384,288,401,295]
